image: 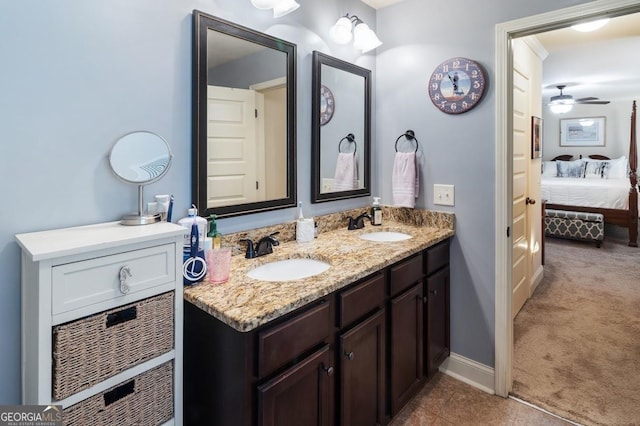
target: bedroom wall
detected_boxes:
[542,100,638,161]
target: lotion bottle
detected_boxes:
[371,197,383,226]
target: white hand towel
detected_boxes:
[392,152,419,208]
[332,152,358,191]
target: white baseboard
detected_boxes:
[439,352,495,394]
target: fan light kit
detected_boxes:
[548,85,610,114]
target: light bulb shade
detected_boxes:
[251,0,279,9]
[353,22,382,52]
[273,0,299,17]
[549,103,573,114]
[330,17,353,44]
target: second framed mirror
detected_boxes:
[311,51,371,203]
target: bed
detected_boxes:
[541,101,638,247]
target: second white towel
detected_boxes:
[392,152,419,208]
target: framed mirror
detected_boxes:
[192,10,297,218]
[311,51,371,203]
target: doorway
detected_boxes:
[494,0,640,398]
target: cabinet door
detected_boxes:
[258,344,333,426]
[390,283,424,415]
[339,309,385,426]
[425,266,450,377]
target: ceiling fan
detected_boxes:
[549,85,610,105]
[548,85,609,113]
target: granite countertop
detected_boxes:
[183,219,454,332]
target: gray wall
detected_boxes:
[0,0,593,404]
[375,0,591,367]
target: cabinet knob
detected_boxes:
[430,289,438,296]
[345,351,354,361]
[323,365,334,376]
[119,265,132,294]
[423,296,428,303]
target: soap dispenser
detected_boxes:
[371,197,383,226]
[207,214,222,250]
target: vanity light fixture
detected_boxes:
[250,0,299,17]
[329,14,382,53]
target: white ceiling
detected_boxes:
[535,12,640,104]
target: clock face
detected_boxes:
[428,57,486,114]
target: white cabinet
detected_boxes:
[16,221,184,425]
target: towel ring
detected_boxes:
[395,130,419,153]
[338,133,357,154]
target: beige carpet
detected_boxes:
[512,229,640,426]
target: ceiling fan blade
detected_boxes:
[577,100,610,105]
[574,97,598,102]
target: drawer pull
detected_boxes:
[345,351,354,361]
[106,306,137,328]
[323,365,334,376]
[119,265,132,294]
[103,379,135,406]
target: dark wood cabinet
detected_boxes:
[184,238,451,426]
[258,345,333,426]
[424,240,451,378]
[338,309,386,426]
[389,283,424,415]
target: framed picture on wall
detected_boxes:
[531,116,542,159]
[559,116,606,147]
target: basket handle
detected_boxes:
[106,306,137,328]
[103,379,135,406]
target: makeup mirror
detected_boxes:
[311,51,371,203]
[108,131,173,225]
[192,10,297,218]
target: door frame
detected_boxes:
[494,0,640,397]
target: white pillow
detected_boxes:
[541,161,558,177]
[583,160,606,179]
[556,159,585,178]
[605,156,628,179]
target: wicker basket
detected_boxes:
[52,291,174,400]
[63,361,174,425]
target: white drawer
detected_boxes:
[52,243,175,315]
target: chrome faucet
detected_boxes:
[240,232,280,259]
[347,213,372,230]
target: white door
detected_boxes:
[512,64,530,318]
[207,85,263,208]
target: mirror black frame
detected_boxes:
[311,51,371,203]
[192,10,297,218]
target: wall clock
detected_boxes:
[428,57,486,114]
[320,84,335,125]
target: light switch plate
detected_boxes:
[434,184,455,206]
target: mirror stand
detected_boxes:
[121,185,161,226]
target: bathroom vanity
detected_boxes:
[16,221,184,425]
[183,214,453,425]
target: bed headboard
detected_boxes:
[551,155,573,161]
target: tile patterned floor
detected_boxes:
[389,373,572,426]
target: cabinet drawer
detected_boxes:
[258,301,330,379]
[426,240,450,275]
[52,292,175,400]
[338,273,384,328]
[63,361,174,426]
[390,253,424,297]
[52,243,175,315]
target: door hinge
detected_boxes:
[506,226,510,238]
[256,181,259,190]
[255,109,258,118]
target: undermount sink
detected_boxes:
[247,258,330,282]
[359,231,413,242]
